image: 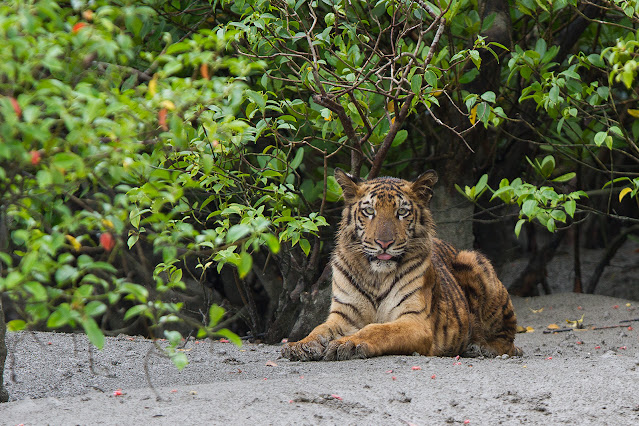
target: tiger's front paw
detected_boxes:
[281,337,328,361]
[323,339,370,361]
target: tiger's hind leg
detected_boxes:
[452,250,523,357]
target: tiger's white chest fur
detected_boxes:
[332,255,431,327]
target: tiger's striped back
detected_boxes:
[281,169,522,361]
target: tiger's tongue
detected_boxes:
[377,253,393,260]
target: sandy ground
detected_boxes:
[1,292,639,425]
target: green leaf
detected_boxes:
[124,304,148,321]
[475,174,488,196]
[7,319,26,332]
[216,328,242,346]
[246,90,267,112]
[127,234,139,249]
[169,351,189,370]
[605,135,613,150]
[540,155,555,178]
[491,186,513,203]
[209,304,225,326]
[85,301,107,317]
[609,126,624,137]
[546,217,556,233]
[480,91,496,103]
[391,130,408,147]
[24,281,47,302]
[521,199,538,218]
[424,70,438,88]
[121,283,149,302]
[469,49,481,68]
[564,200,576,218]
[130,208,141,229]
[411,74,422,94]
[290,148,304,170]
[552,172,576,183]
[55,264,78,284]
[237,251,253,278]
[82,317,105,349]
[514,219,526,238]
[0,252,12,267]
[550,210,566,223]
[48,305,71,328]
[299,238,311,256]
[594,131,607,147]
[226,224,251,243]
[476,102,490,124]
[262,233,280,254]
[549,85,559,103]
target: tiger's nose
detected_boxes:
[375,239,394,249]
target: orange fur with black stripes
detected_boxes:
[281,169,522,361]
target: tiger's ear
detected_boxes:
[412,170,438,204]
[334,168,361,202]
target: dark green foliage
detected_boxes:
[1,0,639,370]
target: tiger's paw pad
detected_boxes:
[323,340,370,361]
[281,339,326,361]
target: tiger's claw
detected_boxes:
[323,340,370,361]
[281,337,328,361]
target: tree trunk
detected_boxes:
[508,232,565,296]
[0,300,9,402]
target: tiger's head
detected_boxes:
[334,168,438,273]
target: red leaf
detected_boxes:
[72,22,87,34]
[330,394,342,401]
[30,150,41,165]
[159,108,168,131]
[200,63,210,80]
[9,97,22,117]
[113,389,122,396]
[411,366,421,370]
[100,232,115,251]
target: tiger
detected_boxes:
[281,168,522,361]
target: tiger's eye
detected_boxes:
[363,207,375,216]
[397,207,409,216]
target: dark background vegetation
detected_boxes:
[2,0,639,399]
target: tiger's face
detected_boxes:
[335,169,438,273]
